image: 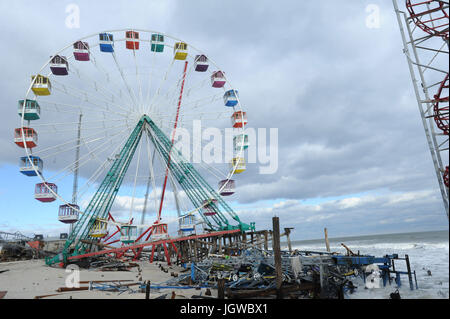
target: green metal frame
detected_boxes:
[46,115,254,266]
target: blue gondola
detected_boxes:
[99,33,114,52]
[19,156,43,176]
[224,90,239,107]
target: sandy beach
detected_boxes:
[0,259,215,299]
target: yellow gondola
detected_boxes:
[174,42,188,60]
[230,157,246,174]
[89,218,108,238]
[31,75,51,96]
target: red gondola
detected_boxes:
[126,31,139,50]
[231,111,247,128]
[14,127,38,148]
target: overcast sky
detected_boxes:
[0,0,448,241]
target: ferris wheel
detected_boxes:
[16,29,254,264]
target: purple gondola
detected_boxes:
[50,55,69,76]
[194,55,209,72]
[218,179,235,196]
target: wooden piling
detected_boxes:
[145,280,151,299]
[284,228,293,253]
[324,228,330,253]
[272,217,283,299]
[218,278,225,299]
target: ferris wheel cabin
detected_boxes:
[19,156,43,176]
[58,204,80,224]
[18,99,40,121]
[151,33,164,52]
[31,75,51,96]
[218,179,235,196]
[152,223,168,240]
[202,199,218,216]
[180,214,196,233]
[14,127,38,148]
[234,134,249,150]
[120,225,137,244]
[99,33,114,52]
[126,31,139,50]
[89,219,108,238]
[231,111,247,128]
[194,55,209,72]
[230,157,246,174]
[50,55,69,76]
[73,41,90,61]
[211,71,226,88]
[174,42,188,60]
[224,90,239,107]
[35,182,57,202]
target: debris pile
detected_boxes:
[152,244,418,299]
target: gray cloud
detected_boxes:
[0,0,448,237]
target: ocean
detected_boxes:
[282,230,449,299]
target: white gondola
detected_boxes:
[58,204,79,224]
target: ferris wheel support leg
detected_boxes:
[163,243,171,266]
[150,244,157,263]
[133,227,155,261]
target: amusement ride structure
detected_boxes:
[16,29,254,266]
[393,0,449,219]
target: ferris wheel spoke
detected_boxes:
[37,125,130,162]
[76,127,136,203]
[47,126,131,184]
[50,139,119,185]
[51,80,132,117]
[148,61,196,115]
[144,134,159,215]
[32,124,126,157]
[68,64,134,115]
[128,135,143,223]
[89,51,136,108]
[40,100,130,119]
[111,52,140,111]
[147,59,175,115]
[143,50,158,112]
[131,49,144,114]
